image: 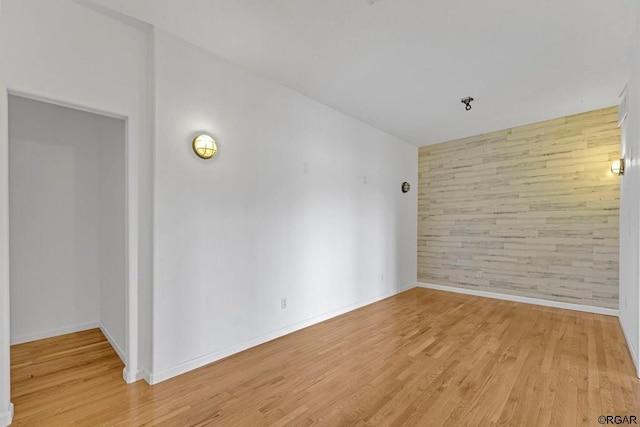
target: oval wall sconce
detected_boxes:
[611,159,625,176]
[192,134,218,159]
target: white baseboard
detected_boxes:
[0,403,13,427]
[140,369,152,384]
[618,314,640,378]
[148,283,415,384]
[10,322,99,345]
[98,323,126,365]
[123,367,149,384]
[416,282,620,317]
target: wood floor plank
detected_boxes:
[10,288,640,426]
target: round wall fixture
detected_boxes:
[192,134,218,159]
[611,158,625,175]
[401,182,410,193]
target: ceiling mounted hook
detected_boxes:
[461,96,474,111]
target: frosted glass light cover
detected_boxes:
[192,134,218,159]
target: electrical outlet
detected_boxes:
[281,297,287,309]
[476,270,483,278]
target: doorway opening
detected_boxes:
[7,94,128,379]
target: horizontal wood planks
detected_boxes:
[418,107,620,308]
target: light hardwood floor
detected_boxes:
[10,288,640,426]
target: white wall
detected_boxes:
[619,17,640,377]
[151,30,418,382]
[9,95,126,353]
[10,95,96,343]
[0,0,13,419]
[0,1,153,415]
[97,110,127,361]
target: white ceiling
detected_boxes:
[87,0,640,146]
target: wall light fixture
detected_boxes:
[611,158,625,176]
[192,134,218,159]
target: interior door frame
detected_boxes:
[0,88,140,414]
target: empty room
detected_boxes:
[0,0,639,426]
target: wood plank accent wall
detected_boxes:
[418,107,620,309]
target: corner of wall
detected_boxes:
[0,403,13,427]
[123,366,149,384]
[619,313,639,377]
[0,79,12,427]
[99,323,126,364]
[137,21,156,381]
